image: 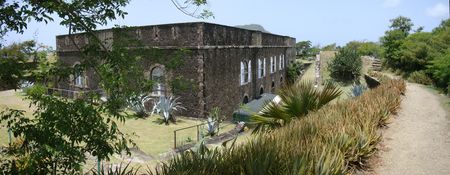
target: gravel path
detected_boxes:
[371,83,450,175]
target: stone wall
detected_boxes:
[56,22,295,119]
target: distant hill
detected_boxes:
[234,24,270,33]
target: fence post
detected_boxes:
[8,128,12,145]
[97,157,101,175]
[173,130,176,149]
[196,125,200,141]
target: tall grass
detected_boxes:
[153,78,406,174]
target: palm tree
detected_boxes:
[251,81,341,133]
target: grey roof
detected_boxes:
[234,93,278,117]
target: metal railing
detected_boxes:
[47,88,104,99]
[173,121,233,149]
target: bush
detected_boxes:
[428,52,450,93]
[153,78,406,174]
[328,47,362,83]
[23,84,47,97]
[408,71,433,85]
[286,61,304,84]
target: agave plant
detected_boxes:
[348,83,368,97]
[204,107,221,136]
[251,80,342,133]
[127,94,152,118]
[153,96,186,125]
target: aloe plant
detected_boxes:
[153,96,185,125]
[127,94,152,118]
[348,83,368,97]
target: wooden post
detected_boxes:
[173,130,177,149]
[196,125,200,141]
[8,128,11,145]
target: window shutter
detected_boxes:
[248,60,251,82]
[240,61,244,85]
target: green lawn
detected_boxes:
[0,90,238,157]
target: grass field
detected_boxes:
[0,90,236,157]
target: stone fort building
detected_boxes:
[56,22,296,118]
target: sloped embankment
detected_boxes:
[156,78,406,174]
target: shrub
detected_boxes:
[328,47,362,83]
[152,78,406,174]
[23,84,47,97]
[286,61,304,84]
[408,71,433,85]
[428,52,450,93]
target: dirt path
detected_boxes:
[371,83,450,175]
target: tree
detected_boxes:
[389,16,414,34]
[381,16,414,69]
[396,32,433,74]
[328,46,362,83]
[295,40,312,58]
[0,40,38,90]
[322,43,337,51]
[345,41,383,57]
[0,0,210,173]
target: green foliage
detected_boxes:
[322,43,337,51]
[346,41,383,57]
[295,40,313,58]
[428,53,450,92]
[153,79,405,174]
[92,162,139,175]
[286,61,305,84]
[250,81,342,133]
[0,0,211,174]
[23,84,47,97]
[328,47,362,83]
[0,40,37,90]
[396,32,434,74]
[408,71,433,85]
[389,16,414,34]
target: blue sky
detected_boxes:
[3,0,449,48]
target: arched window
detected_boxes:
[271,81,275,92]
[243,95,249,104]
[240,60,249,85]
[260,87,264,95]
[151,66,165,96]
[73,63,86,88]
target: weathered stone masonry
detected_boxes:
[56,22,296,119]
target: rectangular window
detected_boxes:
[271,56,276,73]
[258,59,265,78]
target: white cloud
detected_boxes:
[426,3,448,18]
[383,0,401,7]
